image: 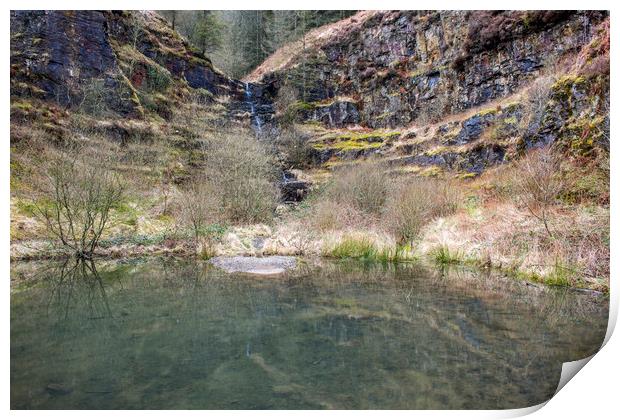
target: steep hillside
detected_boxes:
[10,10,274,133]
[251,10,609,176]
[10,10,275,249]
[9,10,610,291]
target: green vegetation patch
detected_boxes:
[551,74,587,100]
[560,115,606,156]
[312,139,383,152]
[145,65,173,92]
[326,237,412,263]
[312,130,400,152]
[290,101,316,112]
[328,237,378,260]
[429,245,464,265]
[424,145,449,156]
[14,199,38,217]
[476,107,500,117]
[455,172,478,180]
[11,100,34,113]
[559,166,609,204]
[503,116,518,125]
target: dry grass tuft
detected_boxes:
[327,161,389,215]
[384,177,461,244]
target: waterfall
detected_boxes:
[244,82,262,135]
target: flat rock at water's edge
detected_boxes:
[210,256,297,275]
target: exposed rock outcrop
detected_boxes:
[10,10,275,125]
[251,11,605,129]
[280,171,311,202]
[11,11,140,115]
[250,10,608,175]
[9,10,609,178]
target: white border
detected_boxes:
[3,1,618,418]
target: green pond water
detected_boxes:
[10,257,608,409]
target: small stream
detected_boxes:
[244,82,263,135]
[10,258,608,409]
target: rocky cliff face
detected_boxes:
[10,10,274,125]
[10,10,609,177]
[252,11,604,127]
[249,10,609,175]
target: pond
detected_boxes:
[10,257,608,409]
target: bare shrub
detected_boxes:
[179,180,219,240]
[575,18,610,76]
[385,177,461,244]
[311,199,340,231]
[521,74,555,134]
[525,76,554,117]
[178,180,223,259]
[201,131,279,224]
[308,162,390,232]
[464,11,571,55]
[311,199,367,232]
[78,78,109,116]
[189,88,214,106]
[582,55,610,77]
[289,230,315,255]
[274,128,314,169]
[327,162,389,216]
[271,80,303,128]
[35,149,125,258]
[474,162,523,203]
[464,11,522,54]
[157,157,178,216]
[275,82,299,125]
[522,11,573,32]
[512,146,564,237]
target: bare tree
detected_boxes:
[179,179,218,241]
[159,160,176,216]
[77,78,108,116]
[514,146,564,237]
[35,151,125,259]
[329,162,389,216]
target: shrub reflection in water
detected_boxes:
[10,257,608,409]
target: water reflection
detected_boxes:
[43,258,113,322]
[10,258,608,409]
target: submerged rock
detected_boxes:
[46,383,72,396]
[210,256,297,275]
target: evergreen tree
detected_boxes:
[194,11,223,55]
[157,10,356,77]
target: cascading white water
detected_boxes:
[244,82,262,135]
